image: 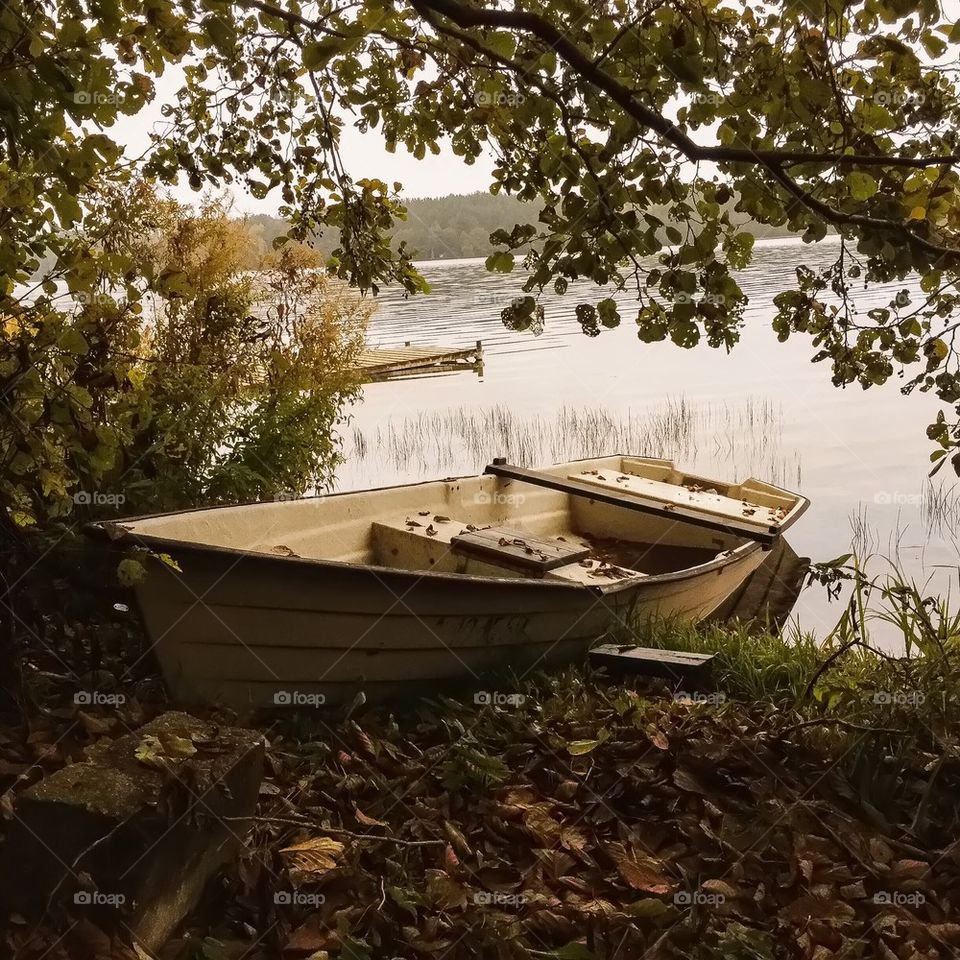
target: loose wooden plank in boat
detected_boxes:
[484,462,778,544]
[450,525,591,574]
[589,644,715,686]
[569,468,785,531]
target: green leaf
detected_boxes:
[340,937,373,960]
[155,268,194,298]
[387,885,419,917]
[485,32,517,59]
[597,297,620,328]
[534,944,594,960]
[59,327,89,355]
[485,251,514,273]
[117,558,147,586]
[823,554,852,568]
[624,898,672,918]
[846,172,878,200]
[303,39,343,70]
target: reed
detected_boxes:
[346,396,802,487]
[922,478,960,537]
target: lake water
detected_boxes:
[337,236,959,645]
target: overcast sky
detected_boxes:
[119,66,494,214]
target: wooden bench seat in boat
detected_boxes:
[449,526,591,574]
[370,516,645,583]
[567,464,790,531]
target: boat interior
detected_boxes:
[120,456,805,585]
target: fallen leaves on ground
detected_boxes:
[204,678,960,959]
[5,674,960,960]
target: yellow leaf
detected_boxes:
[616,852,673,894]
[909,206,926,220]
[134,732,196,768]
[523,804,562,844]
[281,836,345,884]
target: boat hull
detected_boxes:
[131,539,765,710]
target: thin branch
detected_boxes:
[224,814,446,846]
[784,717,909,735]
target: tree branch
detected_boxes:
[412,0,959,168]
[232,0,960,261]
[411,0,960,260]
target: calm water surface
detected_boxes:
[337,236,960,644]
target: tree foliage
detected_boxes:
[4,0,960,484]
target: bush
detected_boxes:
[1,184,369,532]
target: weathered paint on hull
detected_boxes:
[133,541,764,709]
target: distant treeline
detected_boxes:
[252,190,799,262]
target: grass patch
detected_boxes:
[637,617,825,708]
[620,556,960,813]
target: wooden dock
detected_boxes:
[354,341,483,381]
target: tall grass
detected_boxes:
[633,556,960,757]
[622,555,960,831]
[346,396,802,488]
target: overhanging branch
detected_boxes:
[234,0,960,261]
[413,0,960,261]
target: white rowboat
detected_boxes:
[87,455,808,710]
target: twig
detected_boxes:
[801,639,858,702]
[225,814,445,846]
[910,749,950,836]
[783,717,908,736]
